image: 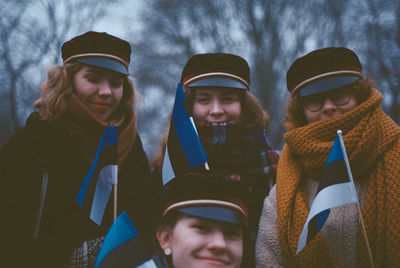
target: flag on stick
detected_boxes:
[76,125,118,225]
[296,130,358,254]
[162,83,209,185]
[95,212,156,268]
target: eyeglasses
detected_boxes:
[301,88,352,112]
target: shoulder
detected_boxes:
[0,113,44,157]
[256,184,287,267]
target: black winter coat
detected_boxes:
[0,112,150,267]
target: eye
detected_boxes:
[223,227,243,240]
[192,223,211,233]
[221,94,239,103]
[85,74,101,84]
[194,96,210,104]
[110,79,124,88]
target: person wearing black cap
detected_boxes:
[0,31,150,267]
[256,47,400,267]
[153,171,251,268]
[150,53,279,267]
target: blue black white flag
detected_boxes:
[77,125,118,225]
[95,212,156,268]
[162,83,209,185]
[297,131,358,254]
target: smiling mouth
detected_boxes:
[92,103,110,110]
[197,256,229,265]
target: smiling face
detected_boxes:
[192,87,242,126]
[157,215,243,268]
[73,65,125,121]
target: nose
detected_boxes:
[209,100,224,115]
[321,98,337,114]
[98,81,112,97]
[207,231,228,252]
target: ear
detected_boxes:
[156,225,172,251]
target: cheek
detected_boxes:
[226,102,242,119]
[170,231,201,267]
[73,79,93,99]
[230,240,244,263]
[114,87,124,105]
[192,104,208,120]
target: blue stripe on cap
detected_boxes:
[188,77,248,90]
[298,76,359,96]
[178,206,244,225]
[78,57,128,75]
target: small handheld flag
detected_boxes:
[76,125,118,225]
[95,212,156,268]
[162,83,209,185]
[296,130,358,254]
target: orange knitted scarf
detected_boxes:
[277,89,400,267]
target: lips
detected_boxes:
[197,256,229,265]
[92,102,111,110]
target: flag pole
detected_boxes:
[337,130,375,268]
[190,116,210,170]
[113,166,118,222]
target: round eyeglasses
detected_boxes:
[301,88,352,112]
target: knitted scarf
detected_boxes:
[197,123,279,177]
[276,89,400,267]
[50,94,137,166]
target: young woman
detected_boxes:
[255,47,400,267]
[0,31,150,267]
[153,171,250,268]
[150,53,279,267]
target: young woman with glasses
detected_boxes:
[255,47,400,267]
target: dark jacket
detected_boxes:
[0,112,150,267]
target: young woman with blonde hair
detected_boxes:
[0,31,149,267]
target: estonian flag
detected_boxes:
[77,125,118,226]
[297,132,358,254]
[95,212,156,268]
[162,83,209,185]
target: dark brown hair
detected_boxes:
[152,86,270,171]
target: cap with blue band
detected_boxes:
[181,53,251,91]
[62,31,131,75]
[287,47,363,97]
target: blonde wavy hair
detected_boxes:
[38,62,136,121]
[152,86,270,171]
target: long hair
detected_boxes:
[285,78,374,129]
[39,62,136,121]
[151,86,270,171]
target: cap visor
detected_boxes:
[178,206,244,225]
[298,76,359,96]
[188,77,248,90]
[77,57,128,75]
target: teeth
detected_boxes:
[211,122,227,126]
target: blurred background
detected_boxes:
[1,0,399,160]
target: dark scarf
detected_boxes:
[197,123,279,179]
[50,94,137,166]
